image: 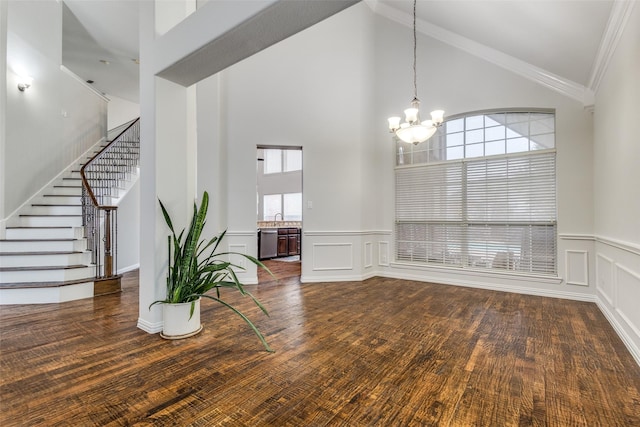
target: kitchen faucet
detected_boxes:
[274,213,283,224]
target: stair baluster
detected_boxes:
[81,118,139,282]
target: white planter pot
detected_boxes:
[161,298,203,339]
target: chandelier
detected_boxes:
[387,0,444,145]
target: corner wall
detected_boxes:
[2,0,107,221]
[593,3,640,364]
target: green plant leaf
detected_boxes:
[201,294,273,352]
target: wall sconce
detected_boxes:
[18,76,33,92]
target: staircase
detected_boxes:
[0,119,140,304]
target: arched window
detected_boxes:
[395,109,557,275]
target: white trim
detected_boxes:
[588,1,637,92]
[558,233,596,241]
[378,241,390,266]
[301,270,377,283]
[595,296,640,367]
[60,65,110,102]
[364,241,373,268]
[229,244,248,270]
[373,1,594,106]
[596,253,614,305]
[565,250,589,287]
[559,233,640,256]
[225,230,257,237]
[303,230,391,237]
[595,235,640,256]
[311,242,353,271]
[389,261,564,285]
[379,269,593,302]
[117,263,140,275]
[137,317,163,334]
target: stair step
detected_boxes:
[0,239,86,252]
[0,277,94,289]
[29,204,83,215]
[6,226,82,240]
[0,277,96,304]
[0,264,95,283]
[49,186,82,196]
[0,251,91,268]
[42,195,82,204]
[17,215,83,227]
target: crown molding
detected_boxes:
[371,1,595,107]
[588,0,637,93]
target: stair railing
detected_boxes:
[81,118,140,280]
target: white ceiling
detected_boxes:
[60,0,617,104]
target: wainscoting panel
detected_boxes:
[596,253,614,305]
[565,250,589,286]
[378,241,390,266]
[229,244,248,270]
[312,243,353,271]
[226,231,259,284]
[364,242,373,269]
[594,237,640,366]
[615,264,640,339]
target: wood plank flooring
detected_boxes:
[1,270,639,426]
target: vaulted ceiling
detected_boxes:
[61,0,620,104]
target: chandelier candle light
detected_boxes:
[388,0,444,145]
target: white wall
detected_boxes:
[107,95,140,130]
[196,4,595,290]
[592,3,640,364]
[194,3,377,282]
[372,13,595,298]
[0,0,8,237]
[3,0,107,219]
[117,178,140,274]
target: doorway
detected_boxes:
[256,146,302,283]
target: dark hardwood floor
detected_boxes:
[1,269,639,426]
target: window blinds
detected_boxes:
[396,151,556,275]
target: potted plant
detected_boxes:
[150,191,273,352]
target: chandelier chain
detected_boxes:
[412,0,418,100]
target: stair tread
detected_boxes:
[0,264,89,272]
[31,203,82,208]
[0,251,85,256]
[0,277,95,289]
[19,214,82,217]
[6,226,74,229]
[0,238,77,242]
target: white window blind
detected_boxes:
[395,110,557,276]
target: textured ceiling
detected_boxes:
[60,0,616,104]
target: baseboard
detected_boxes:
[595,296,640,367]
[300,271,377,283]
[117,263,140,275]
[137,317,163,334]
[377,270,595,302]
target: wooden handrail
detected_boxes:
[80,118,139,209]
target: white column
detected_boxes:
[137,0,197,333]
[0,0,7,239]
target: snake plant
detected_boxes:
[150,191,273,352]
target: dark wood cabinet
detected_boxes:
[288,235,298,256]
[277,235,288,257]
[276,228,300,257]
